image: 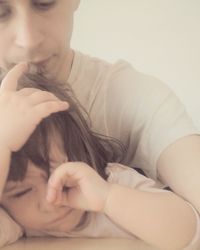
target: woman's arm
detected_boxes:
[158,134,200,214]
[104,183,197,250]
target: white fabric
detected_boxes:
[68,50,198,180]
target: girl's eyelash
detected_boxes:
[12,188,32,198]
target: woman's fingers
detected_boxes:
[0,63,28,91]
[18,88,60,100]
[32,100,69,123]
[17,87,41,96]
[28,91,62,106]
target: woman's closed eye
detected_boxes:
[0,4,11,20]
[33,0,56,10]
[11,188,33,198]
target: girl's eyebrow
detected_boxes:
[10,188,32,198]
[4,184,18,194]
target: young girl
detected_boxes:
[0,64,199,250]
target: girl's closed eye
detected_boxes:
[11,188,32,198]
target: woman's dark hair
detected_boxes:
[7,73,126,182]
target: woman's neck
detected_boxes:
[56,49,74,84]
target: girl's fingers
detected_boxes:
[53,188,63,205]
[46,186,58,203]
[46,180,63,204]
[0,63,28,91]
[46,164,78,203]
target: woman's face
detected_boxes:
[0,0,80,79]
[1,133,85,235]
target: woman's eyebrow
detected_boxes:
[0,0,8,4]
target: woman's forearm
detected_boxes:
[104,184,197,250]
[0,145,11,199]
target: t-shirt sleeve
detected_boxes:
[70,52,198,180]
[103,61,198,180]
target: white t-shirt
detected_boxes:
[68,50,198,180]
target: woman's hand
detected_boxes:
[46,162,111,212]
[0,63,69,152]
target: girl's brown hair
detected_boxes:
[8,73,126,182]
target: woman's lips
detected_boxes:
[27,57,52,74]
[34,57,51,66]
[28,56,51,68]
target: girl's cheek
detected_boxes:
[11,199,35,226]
[10,192,35,216]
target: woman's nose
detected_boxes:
[14,12,44,52]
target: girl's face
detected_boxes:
[1,133,85,235]
[0,0,80,79]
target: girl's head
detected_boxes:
[0,73,125,235]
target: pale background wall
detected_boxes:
[71,0,200,129]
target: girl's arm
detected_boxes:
[104,183,197,250]
[47,162,198,250]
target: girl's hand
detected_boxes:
[0,63,69,152]
[46,162,111,212]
